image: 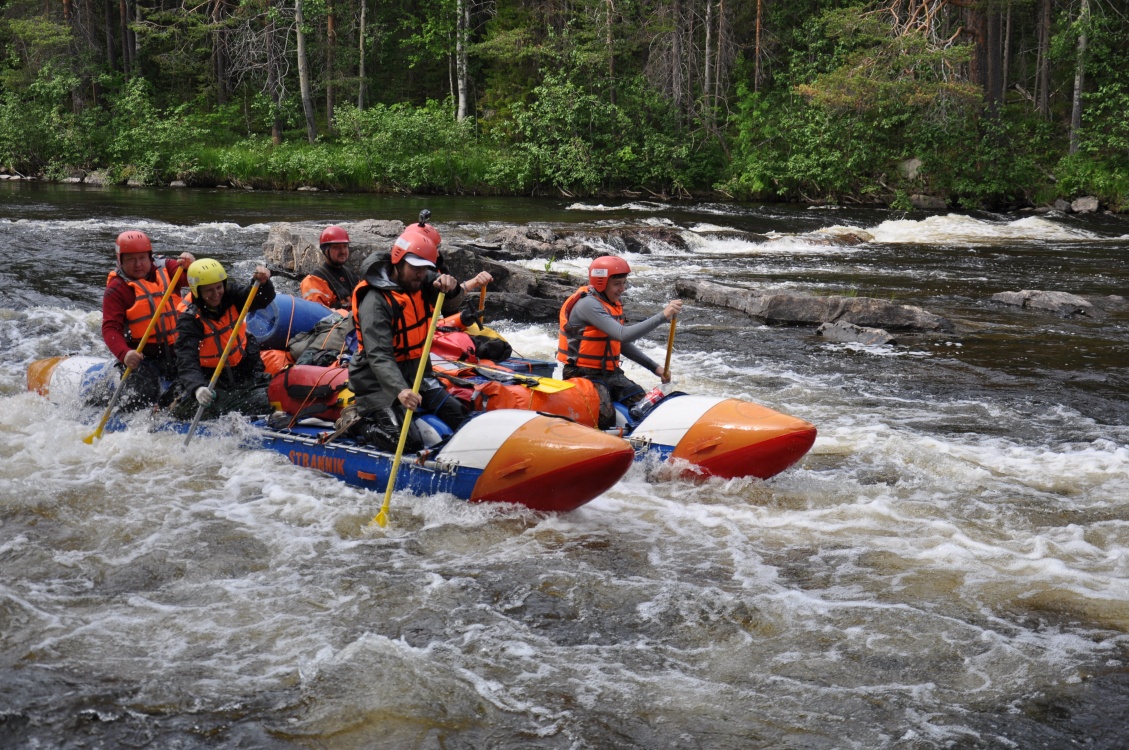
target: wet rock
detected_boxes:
[910,194,948,210]
[262,221,573,323]
[899,158,923,180]
[467,225,688,262]
[262,220,405,278]
[85,171,109,186]
[817,321,897,345]
[767,228,874,247]
[1092,295,1128,313]
[676,280,954,332]
[169,180,187,188]
[1071,196,1100,214]
[441,247,575,322]
[991,290,1096,317]
[1053,199,1072,212]
[61,177,82,184]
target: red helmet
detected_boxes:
[115,230,152,259]
[413,222,441,249]
[319,225,350,251]
[588,255,630,292]
[391,227,438,267]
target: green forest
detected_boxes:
[1,0,1126,208]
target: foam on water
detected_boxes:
[867,213,1099,244]
[4,204,1129,747]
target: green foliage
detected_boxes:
[334,99,521,192]
[107,78,206,183]
[512,72,717,195]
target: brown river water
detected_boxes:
[1,183,1127,749]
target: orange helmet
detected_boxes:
[391,226,438,267]
[115,230,152,259]
[319,225,350,251]
[588,255,630,292]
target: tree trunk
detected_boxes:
[671,0,683,117]
[357,0,366,109]
[119,0,130,74]
[456,0,469,121]
[132,0,140,62]
[968,6,1004,114]
[1036,0,1051,117]
[606,0,615,106]
[104,0,116,70]
[1069,0,1089,154]
[295,0,318,143]
[704,0,713,112]
[212,0,229,104]
[754,0,762,92]
[267,16,284,145]
[1001,0,1011,100]
[715,0,724,102]
[326,0,336,129]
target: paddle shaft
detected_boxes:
[184,280,261,446]
[663,316,677,377]
[452,359,574,393]
[373,290,447,527]
[84,265,185,443]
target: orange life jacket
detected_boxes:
[351,280,432,363]
[178,299,247,369]
[107,266,181,348]
[557,286,623,371]
[301,263,357,311]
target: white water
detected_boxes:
[2,200,1128,747]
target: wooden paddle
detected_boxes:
[184,279,261,446]
[663,315,677,381]
[372,290,447,528]
[84,265,184,444]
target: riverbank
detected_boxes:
[2,162,1124,216]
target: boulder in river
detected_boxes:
[816,321,897,346]
[990,290,1097,317]
[465,225,687,262]
[262,220,405,278]
[262,221,575,323]
[676,279,954,332]
[1071,196,1100,214]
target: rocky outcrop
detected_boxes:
[816,321,897,345]
[441,247,576,322]
[1071,196,1100,214]
[990,290,1097,317]
[464,225,688,262]
[910,194,948,210]
[262,220,405,278]
[262,221,576,323]
[676,280,953,332]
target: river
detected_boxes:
[1,183,1127,749]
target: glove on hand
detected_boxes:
[195,387,215,406]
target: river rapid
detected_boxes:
[1,184,1127,749]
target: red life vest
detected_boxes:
[351,280,432,363]
[178,299,247,369]
[557,286,623,371]
[106,266,181,348]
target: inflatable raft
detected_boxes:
[450,362,817,481]
[244,294,818,482]
[27,356,635,513]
